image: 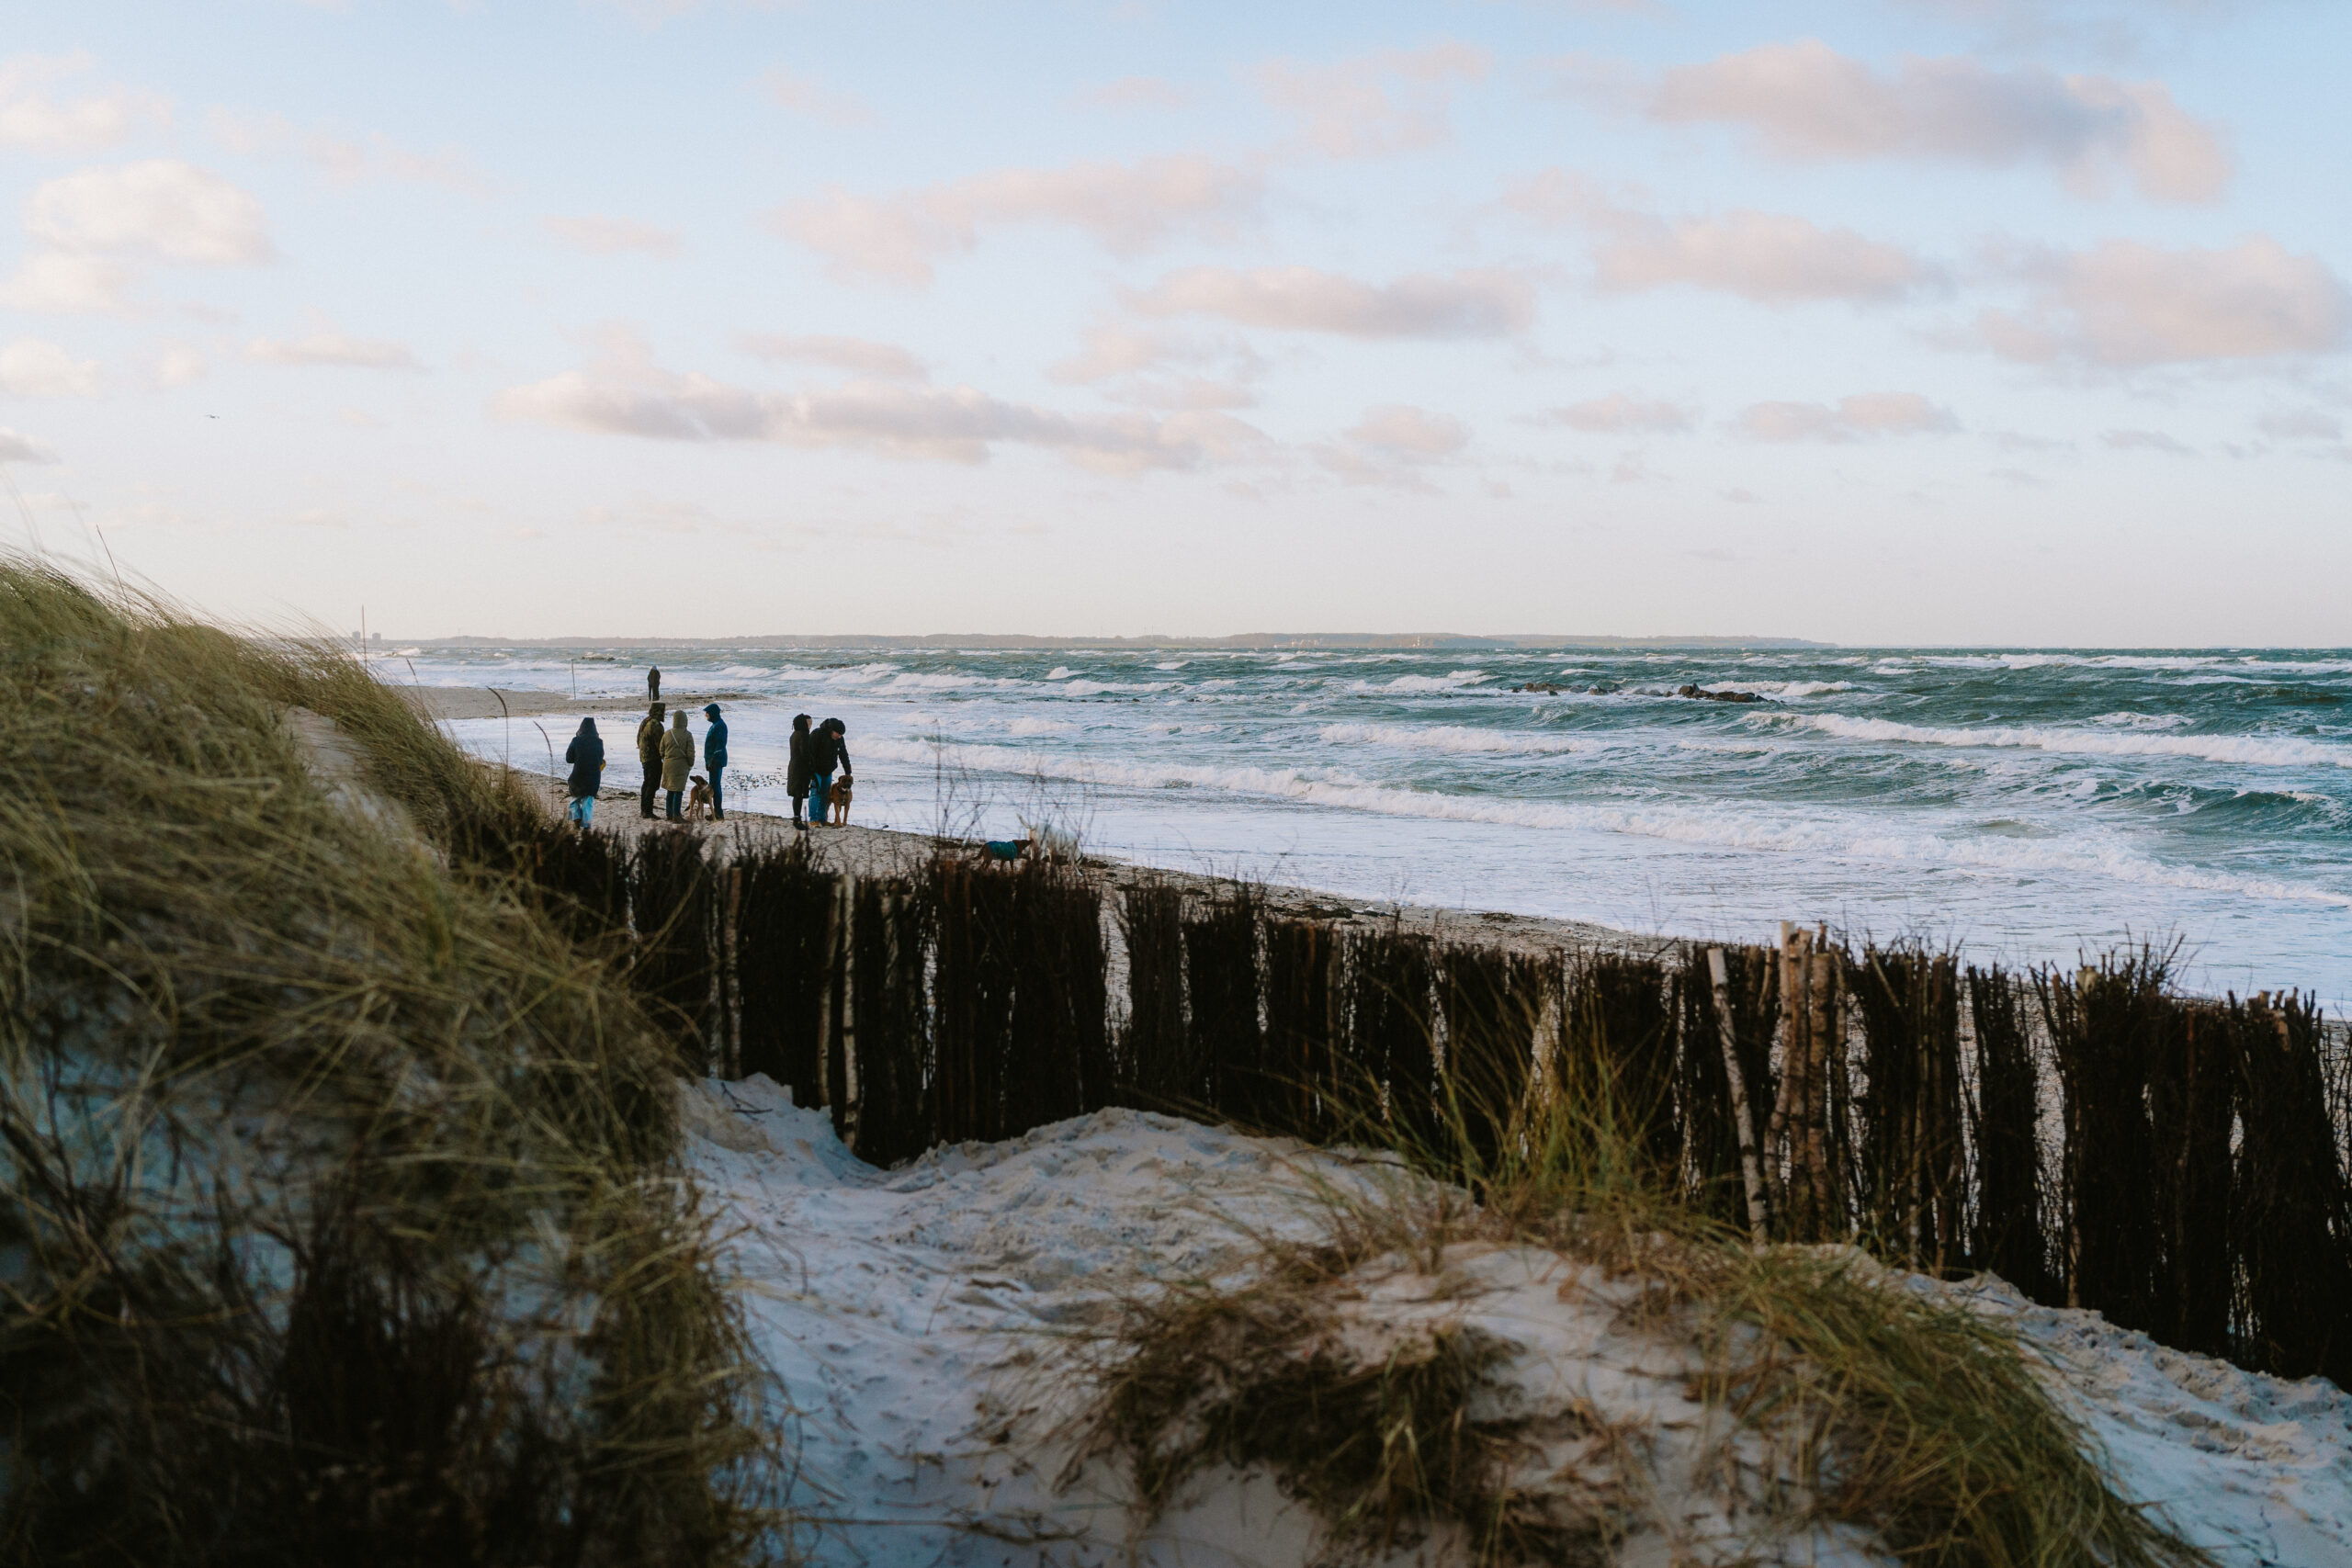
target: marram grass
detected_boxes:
[0,558,790,1567]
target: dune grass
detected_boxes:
[1081,1055,2211,1568]
[0,558,786,1566]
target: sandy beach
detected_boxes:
[401,684,1668,962]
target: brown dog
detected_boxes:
[685,774,713,822]
[827,776,854,825]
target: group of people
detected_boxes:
[558,668,851,832]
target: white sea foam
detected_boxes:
[1317,722,1609,757]
[1704,679,1852,697]
[1783,713,2352,770]
[1343,670,1489,694]
[2089,711,2194,730]
[848,736,2352,908]
[1061,679,1172,696]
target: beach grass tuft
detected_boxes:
[1080,1071,2212,1568]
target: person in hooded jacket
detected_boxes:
[701,703,729,821]
[564,716,605,826]
[661,709,695,821]
[804,716,847,828]
[636,702,666,818]
[786,713,813,830]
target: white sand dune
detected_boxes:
[682,1078,2352,1567]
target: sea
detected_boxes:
[406,644,2352,1010]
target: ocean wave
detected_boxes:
[1782,714,2352,770]
[1317,722,1610,757]
[1706,679,1851,698]
[2089,711,2193,730]
[849,736,2352,907]
[1061,679,1173,696]
[1342,671,1489,694]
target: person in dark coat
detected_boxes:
[564,716,605,826]
[804,716,843,828]
[648,665,662,702]
[635,702,665,818]
[701,703,729,821]
[786,713,812,830]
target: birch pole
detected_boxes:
[1708,946,1770,1247]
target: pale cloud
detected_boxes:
[736,332,928,380]
[1046,322,1265,410]
[0,427,60,463]
[245,326,422,369]
[0,253,136,314]
[1507,171,1933,305]
[2101,427,2195,455]
[2260,411,2343,441]
[0,52,170,153]
[1978,236,2349,367]
[1646,39,2232,202]
[760,67,873,126]
[766,155,1261,286]
[28,160,272,265]
[1542,393,1696,433]
[0,339,101,397]
[1345,403,1470,457]
[1313,401,1472,490]
[1049,322,1170,384]
[1595,209,1927,304]
[492,331,1268,476]
[1131,265,1535,338]
[542,214,683,256]
[1256,41,1491,159]
[1737,392,1959,441]
[151,341,206,388]
[207,107,487,193]
[1076,76,1193,112]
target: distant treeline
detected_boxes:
[418,632,1830,651]
[500,817,2352,1392]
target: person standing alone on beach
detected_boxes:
[786,713,812,830]
[636,702,665,818]
[662,709,694,822]
[702,703,729,821]
[564,717,605,826]
[648,665,662,702]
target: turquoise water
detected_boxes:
[415,645,2352,1007]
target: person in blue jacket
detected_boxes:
[563,716,605,826]
[701,703,729,821]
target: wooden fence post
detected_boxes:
[1708,946,1770,1247]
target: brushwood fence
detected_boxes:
[500,815,2352,1391]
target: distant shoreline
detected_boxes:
[370,632,1836,652]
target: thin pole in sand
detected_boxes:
[492,687,510,766]
[1708,946,1770,1247]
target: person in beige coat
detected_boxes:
[661,709,695,821]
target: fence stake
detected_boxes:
[1709,946,1770,1247]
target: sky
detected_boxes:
[0,0,2346,644]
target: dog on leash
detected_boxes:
[685,774,713,821]
[827,776,854,826]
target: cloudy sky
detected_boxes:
[2,1,2345,643]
